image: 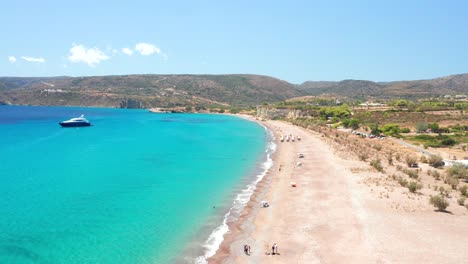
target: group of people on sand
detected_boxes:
[271,243,279,255]
[244,243,280,256]
[243,244,252,255]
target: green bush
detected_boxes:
[381,124,401,136]
[428,123,440,132]
[416,122,428,132]
[400,127,411,133]
[441,138,456,146]
[348,118,360,129]
[429,195,449,211]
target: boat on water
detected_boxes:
[59,114,91,127]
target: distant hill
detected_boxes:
[0,74,301,108]
[298,74,468,99]
[1,73,467,108]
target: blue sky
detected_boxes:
[1,0,468,83]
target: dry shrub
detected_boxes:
[430,195,449,211]
[405,154,417,167]
[445,176,459,189]
[386,152,393,165]
[402,168,419,179]
[370,159,384,173]
[398,177,408,187]
[430,169,441,180]
[428,155,444,168]
[408,181,423,193]
[420,155,428,163]
[395,153,401,162]
[446,163,468,179]
[458,197,466,206]
[373,144,382,151]
[438,186,450,197]
[358,152,369,161]
[460,185,468,197]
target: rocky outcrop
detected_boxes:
[120,99,144,109]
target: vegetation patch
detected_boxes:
[429,195,449,211]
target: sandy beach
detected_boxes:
[209,119,468,263]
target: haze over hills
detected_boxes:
[0,73,467,108]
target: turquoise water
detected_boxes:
[0,105,267,264]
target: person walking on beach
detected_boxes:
[274,243,279,255]
[248,245,251,255]
[244,244,248,255]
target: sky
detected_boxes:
[1,0,468,83]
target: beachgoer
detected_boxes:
[244,244,248,255]
[272,245,275,255]
[248,245,251,255]
[274,243,278,254]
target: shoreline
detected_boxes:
[190,114,276,264]
[207,118,289,263]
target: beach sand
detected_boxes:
[209,119,468,264]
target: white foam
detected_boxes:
[194,125,276,263]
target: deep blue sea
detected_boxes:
[0,105,269,264]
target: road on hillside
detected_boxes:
[389,137,435,156]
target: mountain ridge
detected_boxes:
[0,73,467,108]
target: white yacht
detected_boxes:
[59,114,91,127]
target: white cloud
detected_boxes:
[68,44,109,67]
[8,56,16,63]
[121,47,133,56]
[21,56,45,63]
[135,42,160,55]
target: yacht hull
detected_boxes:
[59,122,91,127]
